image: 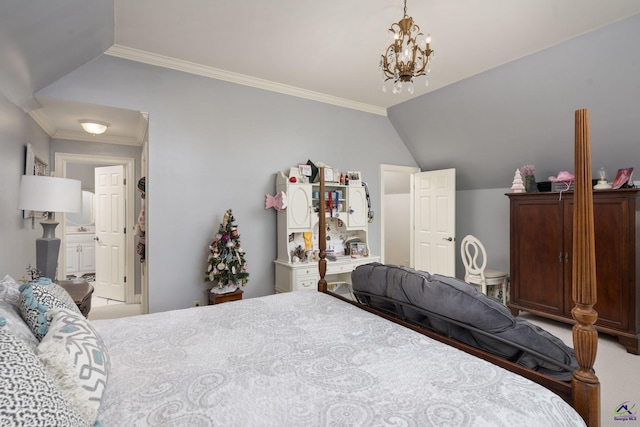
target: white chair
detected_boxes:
[460,235,508,304]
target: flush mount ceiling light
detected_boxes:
[379,0,434,95]
[79,119,110,135]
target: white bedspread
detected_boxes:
[92,291,585,426]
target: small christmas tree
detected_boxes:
[511,169,525,193]
[205,209,249,290]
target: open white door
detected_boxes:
[94,165,126,301]
[413,168,456,276]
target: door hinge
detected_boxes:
[124,227,127,234]
[124,276,126,283]
[124,178,126,185]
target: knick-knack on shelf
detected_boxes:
[511,169,525,193]
[521,164,538,192]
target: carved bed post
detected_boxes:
[318,167,327,292]
[571,108,601,426]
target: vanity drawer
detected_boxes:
[293,272,319,292]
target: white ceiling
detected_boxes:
[31,0,640,141]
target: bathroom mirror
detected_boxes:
[66,190,95,226]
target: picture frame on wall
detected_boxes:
[22,143,49,219]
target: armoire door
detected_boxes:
[510,197,565,316]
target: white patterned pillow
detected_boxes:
[19,281,82,340]
[0,275,39,349]
[0,274,22,307]
[0,322,91,426]
[38,308,110,424]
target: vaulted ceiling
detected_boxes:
[1,0,640,141]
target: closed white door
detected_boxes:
[413,168,456,276]
[94,165,126,301]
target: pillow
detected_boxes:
[38,308,110,424]
[0,274,22,307]
[19,281,83,340]
[352,264,515,332]
[0,275,39,349]
[352,263,579,381]
[0,322,91,426]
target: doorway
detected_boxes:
[55,153,137,304]
[380,164,457,276]
[380,164,419,266]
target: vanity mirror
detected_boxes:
[66,190,95,227]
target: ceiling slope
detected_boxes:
[0,0,113,112]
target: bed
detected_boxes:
[0,109,599,426]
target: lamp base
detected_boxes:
[36,220,60,280]
[593,180,612,190]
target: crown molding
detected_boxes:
[29,106,146,146]
[105,45,387,117]
[52,129,142,146]
[28,108,57,137]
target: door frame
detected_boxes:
[55,153,136,304]
[380,164,420,265]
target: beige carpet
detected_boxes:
[522,313,640,427]
[88,303,142,320]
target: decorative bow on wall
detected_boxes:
[265,191,287,211]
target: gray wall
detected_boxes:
[37,56,417,312]
[389,13,640,191]
[0,93,53,280]
[388,13,640,280]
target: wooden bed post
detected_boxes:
[571,108,601,427]
[317,167,327,292]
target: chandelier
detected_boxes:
[379,0,434,94]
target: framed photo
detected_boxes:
[612,167,634,189]
[350,242,359,256]
[23,143,49,219]
[298,164,312,177]
[347,171,361,186]
[324,167,334,182]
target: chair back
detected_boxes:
[460,235,487,282]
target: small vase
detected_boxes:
[525,175,538,193]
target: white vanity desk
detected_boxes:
[274,255,380,294]
[64,189,96,280]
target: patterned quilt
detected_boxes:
[92,291,585,426]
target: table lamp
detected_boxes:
[593,167,612,190]
[18,175,81,280]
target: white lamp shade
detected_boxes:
[18,175,82,213]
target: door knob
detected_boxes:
[443,237,453,242]
[94,236,100,241]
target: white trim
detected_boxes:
[29,108,146,146]
[105,45,388,117]
[54,153,138,306]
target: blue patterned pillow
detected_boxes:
[19,281,82,340]
[0,323,91,426]
[38,308,110,424]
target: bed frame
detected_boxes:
[315,109,601,426]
